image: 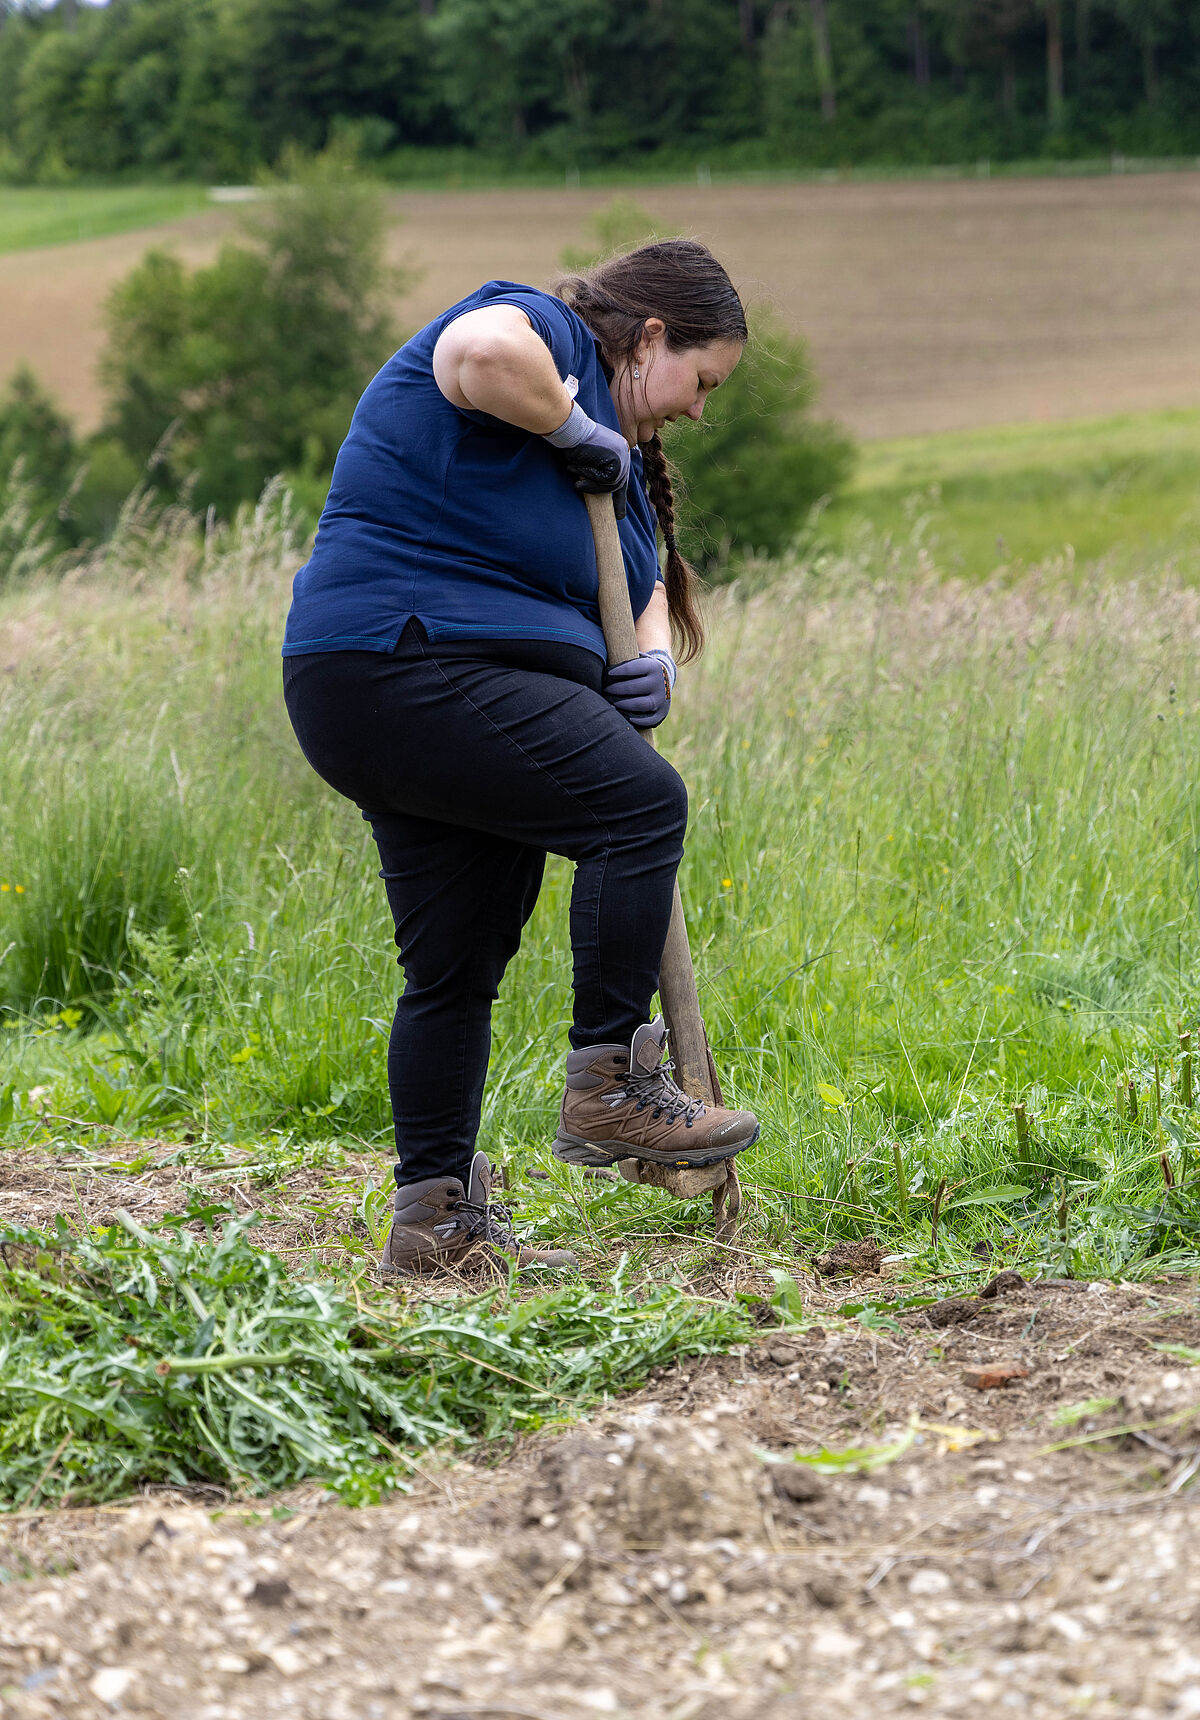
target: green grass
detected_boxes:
[823,409,1200,580]
[0,185,211,254]
[3,474,1200,1293]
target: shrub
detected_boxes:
[0,365,77,539]
[665,319,855,572]
[99,141,407,517]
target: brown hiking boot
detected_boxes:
[554,1017,760,1170]
[381,1151,577,1276]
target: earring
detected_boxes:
[633,365,640,378]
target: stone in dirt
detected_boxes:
[770,1465,825,1504]
[978,1269,1027,1299]
[963,1362,1030,1390]
[813,1238,883,1278]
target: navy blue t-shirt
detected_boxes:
[282,282,661,660]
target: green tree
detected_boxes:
[99,144,405,515]
[0,365,77,528]
[430,0,611,146]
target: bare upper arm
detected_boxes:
[432,304,536,408]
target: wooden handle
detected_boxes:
[583,492,717,1108]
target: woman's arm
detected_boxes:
[433,306,573,434]
[635,580,672,655]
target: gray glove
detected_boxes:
[543,402,630,520]
[602,649,676,729]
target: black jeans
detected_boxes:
[282,624,687,1189]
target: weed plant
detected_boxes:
[3,484,1200,1281]
[0,1208,745,1508]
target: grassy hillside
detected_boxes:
[0,185,211,254]
[1,485,1199,1284]
[825,409,1200,579]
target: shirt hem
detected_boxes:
[283,619,605,659]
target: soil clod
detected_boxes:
[812,1237,883,1277]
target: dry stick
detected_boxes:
[583,491,739,1237]
[930,1176,947,1252]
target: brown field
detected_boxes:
[6,171,1200,439]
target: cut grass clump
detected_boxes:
[0,1211,748,1511]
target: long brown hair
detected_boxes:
[556,239,747,662]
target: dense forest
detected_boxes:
[0,0,1197,182]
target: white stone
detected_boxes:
[89,1668,137,1705]
[579,1690,619,1712]
[908,1569,951,1596]
[448,1546,494,1571]
[267,1644,306,1677]
[857,1485,891,1511]
[527,1612,571,1652]
[1047,1611,1086,1643]
[811,1627,859,1658]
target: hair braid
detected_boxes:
[555,238,747,665]
[642,432,703,663]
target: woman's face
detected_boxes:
[614,319,743,446]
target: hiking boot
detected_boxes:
[381,1150,577,1276]
[553,1017,760,1170]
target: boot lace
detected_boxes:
[620,1056,706,1128]
[452,1193,519,1250]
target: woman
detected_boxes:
[283,239,760,1276]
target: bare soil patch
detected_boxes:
[3,1165,1200,1720]
[5,173,1200,441]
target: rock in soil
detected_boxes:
[963,1360,1031,1389]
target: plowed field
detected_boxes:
[5,170,1200,439]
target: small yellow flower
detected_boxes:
[14,885,23,894]
[721,878,733,888]
[1,884,9,893]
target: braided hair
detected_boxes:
[556,239,747,662]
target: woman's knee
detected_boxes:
[624,749,688,850]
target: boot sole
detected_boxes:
[552,1124,760,1171]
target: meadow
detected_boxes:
[0,184,211,255]
[823,408,1200,580]
[2,477,1199,1306]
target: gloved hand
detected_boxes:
[543,402,630,520]
[602,649,676,730]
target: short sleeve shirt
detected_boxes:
[282,281,661,660]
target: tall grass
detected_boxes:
[4,488,1200,1275]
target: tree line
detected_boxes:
[0,0,1197,182]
